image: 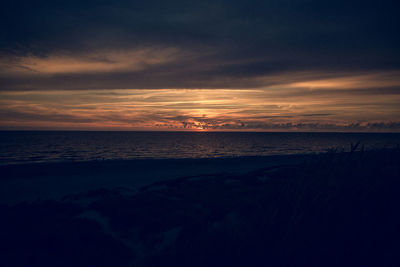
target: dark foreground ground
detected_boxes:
[1,147,400,267]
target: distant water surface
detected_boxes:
[0,131,399,165]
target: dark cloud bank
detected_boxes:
[1,0,400,90]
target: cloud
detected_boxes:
[1,88,399,131]
[2,48,180,75]
[1,1,399,131]
[1,0,399,91]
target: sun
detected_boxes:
[194,127,209,132]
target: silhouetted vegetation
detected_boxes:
[1,148,400,266]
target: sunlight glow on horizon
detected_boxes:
[1,73,400,131]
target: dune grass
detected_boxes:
[1,147,399,266]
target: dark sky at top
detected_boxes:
[1,0,399,90]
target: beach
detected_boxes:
[1,148,400,266]
[0,154,307,204]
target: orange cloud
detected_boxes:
[2,47,181,75]
[1,85,399,131]
[287,72,400,89]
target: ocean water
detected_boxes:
[0,131,400,165]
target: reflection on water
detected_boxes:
[1,131,400,165]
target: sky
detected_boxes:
[1,0,399,131]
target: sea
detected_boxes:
[1,131,400,165]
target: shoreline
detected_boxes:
[0,154,311,205]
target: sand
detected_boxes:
[0,154,309,204]
[1,149,399,266]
